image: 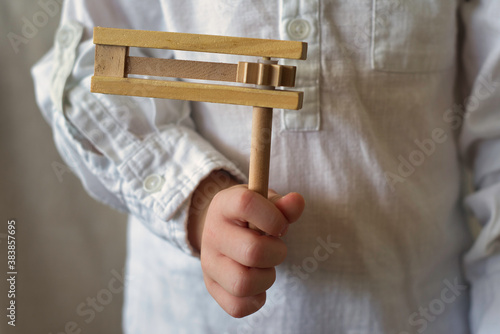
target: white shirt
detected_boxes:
[32,0,500,333]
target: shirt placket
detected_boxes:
[279,0,321,131]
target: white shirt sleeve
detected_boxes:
[460,1,500,332]
[31,1,246,256]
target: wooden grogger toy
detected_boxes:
[90,27,308,229]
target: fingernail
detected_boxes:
[279,224,289,237]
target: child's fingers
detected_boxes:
[213,186,288,237]
[203,275,266,318]
[202,253,275,297]
[268,192,305,224]
[207,220,287,268]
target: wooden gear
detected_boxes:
[91,27,307,224]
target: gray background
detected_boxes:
[1,1,126,333]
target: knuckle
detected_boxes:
[231,270,251,297]
[244,237,288,267]
[226,296,264,318]
[210,189,224,206]
[271,219,286,236]
[235,189,255,215]
[200,256,211,274]
[264,268,277,290]
[269,211,287,236]
[202,220,217,241]
[226,302,249,318]
[244,237,264,266]
[276,240,288,264]
[203,276,217,296]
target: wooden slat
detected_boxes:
[126,57,238,82]
[91,76,303,110]
[94,27,307,60]
[126,57,296,87]
[94,45,129,77]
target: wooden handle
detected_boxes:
[248,106,273,231]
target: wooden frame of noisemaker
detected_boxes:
[91,27,307,221]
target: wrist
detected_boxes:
[188,170,239,252]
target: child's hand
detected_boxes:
[188,172,304,318]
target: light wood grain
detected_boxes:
[94,45,129,78]
[126,57,238,82]
[94,27,307,60]
[236,62,296,87]
[91,76,303,110]
[126,57,297,88]
[248,106,273,198]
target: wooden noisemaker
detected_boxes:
[91,27,307,213]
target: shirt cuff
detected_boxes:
[118,126,246,256]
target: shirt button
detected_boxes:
[102,119,115,132]
[57,27,72,46]
[143,174,165,193]
[287,18,311,40]
[88,129,103,143]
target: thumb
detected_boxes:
[268,191,305,224]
